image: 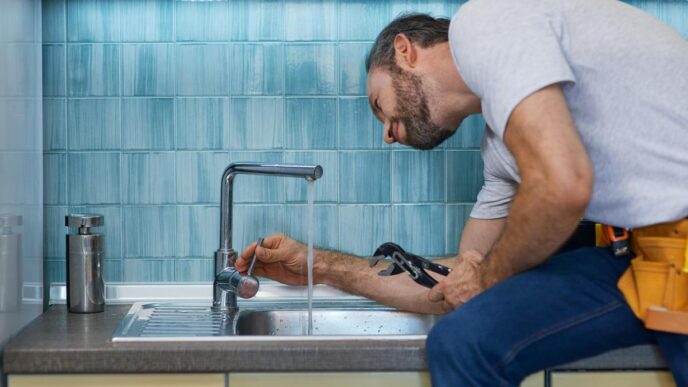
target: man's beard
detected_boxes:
[388,64,453,150]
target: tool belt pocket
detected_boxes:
[617,221,688,335]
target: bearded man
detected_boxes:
[237,0,688,385]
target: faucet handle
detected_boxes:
[247,237,264,277]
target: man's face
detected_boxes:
[367,64,454,150]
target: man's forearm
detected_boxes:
[314,249,451,314]
[481,182,586,288]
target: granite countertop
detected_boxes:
[2,305,428,374]
[1,305,666,374]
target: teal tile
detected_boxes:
[176,205,219,257]
[67,0,120,42]
[42,0,66,42]
[232,205,286,253]
[67,99,121,150]
[285,0,336,41]
[176,0,228,42]
[339,151,390,203]
[285,98,337,149]
[67,44,119,96]
[68,152,120,204]
[176,98,229,150]
[123,259,175,281]
[175,258,214,282]
[104,260,122,282]
[338,97,384,149]
[446,204,473,255]
[228,151,284,204]
[443,114,485,149]
[68,205,122,258]
[176,44,229,96]
[43,99,66,151]
[338,2,391,41]
[392,204,446,257]
[627,0,688,37]
[229,44,284,96]
[284,204,338,250]
[228,0,284,41]
[45,259,66,285]
[44,206,67,257]
[392,151,445,203]
[122,153,176,204]
[42,44,66,96]
[284,151,338,203]
[446,150,484,202]
[285,44,337,95]
[121,98,174,150]
[338,205,392,256]
[123,206,176,257]
[390,1,460,19]
[338,43,370,96]
[175,151,229,204]
[44,153,67,205]
[122,44,175,96]
[120,0,173,42]
[229,98,283,150]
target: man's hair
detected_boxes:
[365,13,450,73]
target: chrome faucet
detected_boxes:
[213,162,323,310]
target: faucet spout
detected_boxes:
[213,162,323,311]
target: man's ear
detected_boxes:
[393,33,418,69]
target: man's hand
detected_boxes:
[427,250,486,311]
[235,233,309,286]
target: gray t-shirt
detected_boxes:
[449,0,688,229]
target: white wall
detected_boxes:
[0,0,44,377]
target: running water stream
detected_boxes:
[306,179,315,335]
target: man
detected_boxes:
[237,0,688,385]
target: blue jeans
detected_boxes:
[426,247,688,387]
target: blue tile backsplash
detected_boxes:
[42,0,684,285]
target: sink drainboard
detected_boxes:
[113,303,237,340]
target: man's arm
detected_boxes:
[459,217,506,256]
[319,216,505,313]
[427,84,593,309]
[236,216,506,314]
[480,84,593,287]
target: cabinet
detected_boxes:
[9,371,675,386]
[8,372,543,387]
[8,374,224,387]
[551,371,675,387]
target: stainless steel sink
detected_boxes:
[235,309,439,336]
[113,300,441,342]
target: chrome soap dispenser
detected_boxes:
[65,214,105,313]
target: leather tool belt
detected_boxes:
[605,219,688,335]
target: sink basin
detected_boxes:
[112,301,441,342]
[235,309,439,336]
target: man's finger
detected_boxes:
[255,245,283,264]
[428,284,445,302]
[238,241,258,262]
[261,233,285,249]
